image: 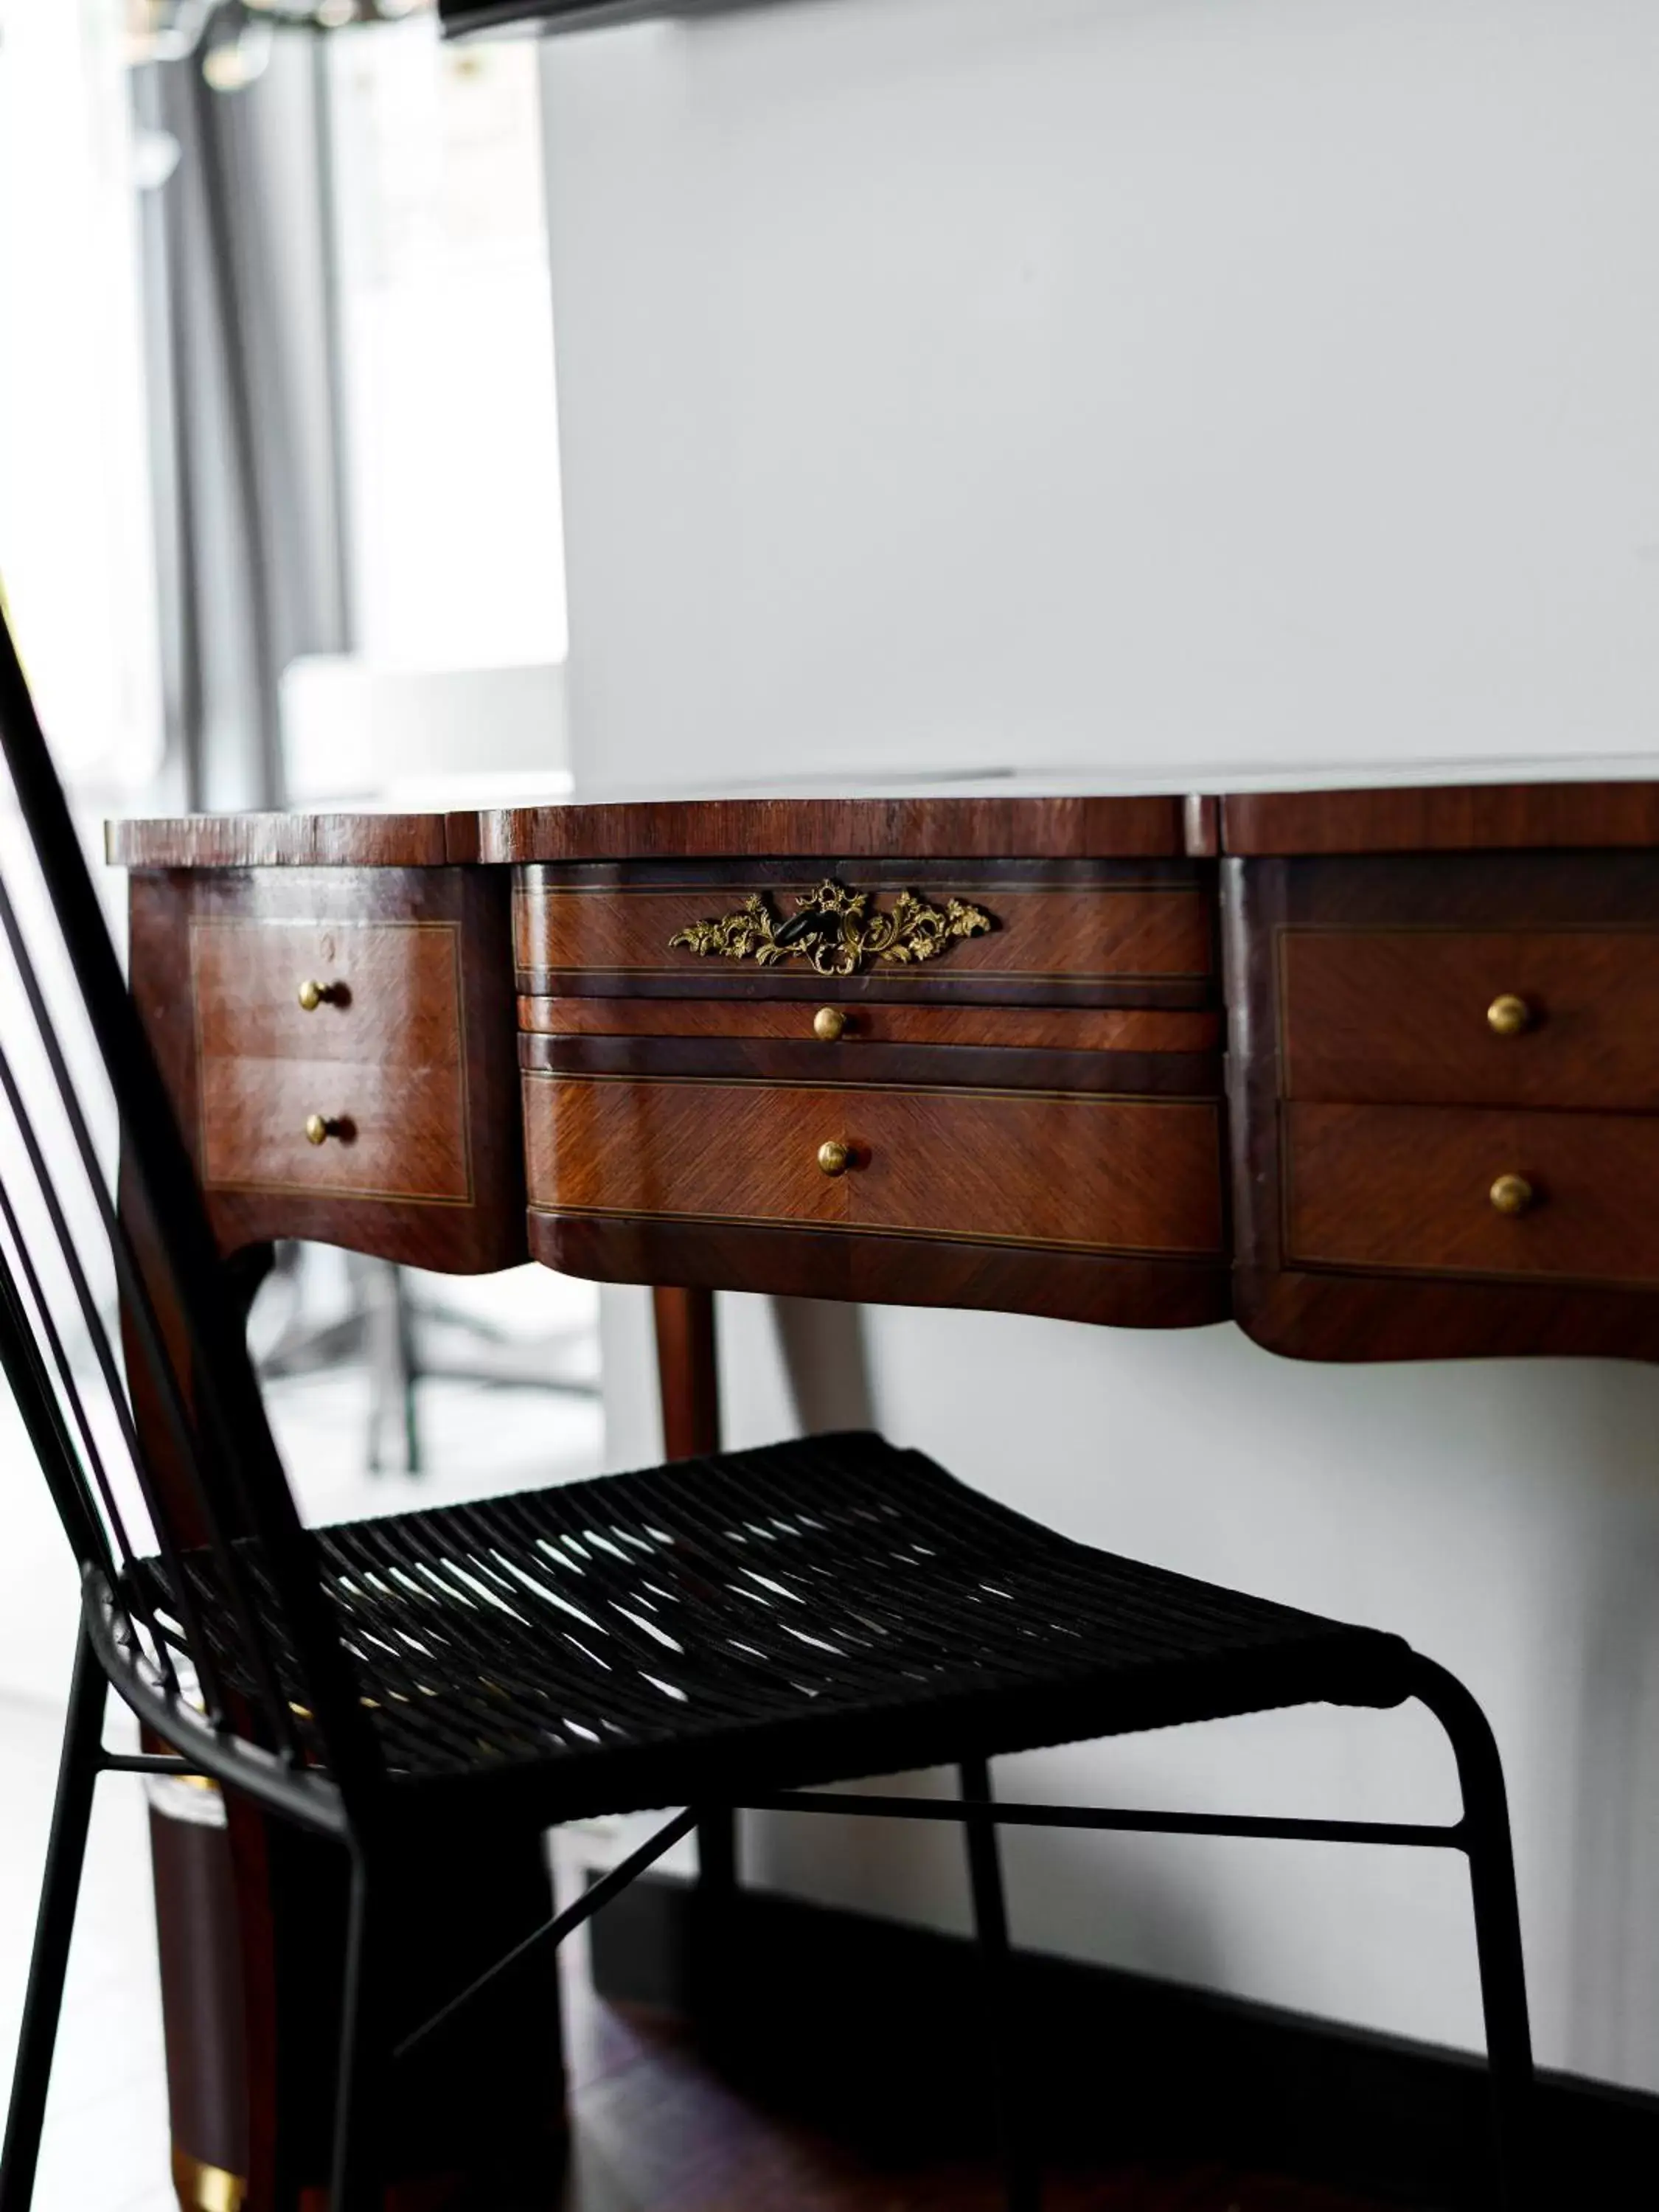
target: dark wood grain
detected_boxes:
[481,795,1197,863]
[193,915,467,1065]
[113,800,1659,1362]
[1184,793,1221,858]
[520,997,1221,1051]
[528,857,1211,891]
[1232,1262,1659,1364]
[110,781,1659,869]
[128,867,526,1272]
[1224,852,1659,1362]
[108,811,479,869]
[1283,1101,1659,1287]
[524,1072,1224,1260]
[521,968,1217,1012]
[515,882,1213,988]
[534,1213,1231,1329]
[1222,782,1659,855]
[1279,926,1659,1109]
[557,1964,1383,2211]
[198,1057,472,1203]
[519,1030,1221,1099]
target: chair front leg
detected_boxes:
[0,1627,108,2212]
[328,1846,389,2212]
[1408,1657,1537,2212]
[960,1757,1042,2212]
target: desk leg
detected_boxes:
[650,1289,738,1899]
[652,1284,720,1461]
[124,1222,566,2210]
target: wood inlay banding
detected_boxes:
[518,998,1220,1051]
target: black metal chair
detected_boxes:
[0,600,1534,2212]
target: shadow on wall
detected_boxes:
[770,1293,877,1436]
[724,1294,1659,2076]
[1563,1357,1659,2086]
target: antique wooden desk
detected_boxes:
[114,780,1659,1364]
[108,781,1659,2206]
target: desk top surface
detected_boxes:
[105,779,1659,871]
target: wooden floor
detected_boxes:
[557,1936,1390,2212]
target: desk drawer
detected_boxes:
[199,1058,471,1204]
[519,997,1219,1052]
[1283,1101,1659,1287]
[515,862,1212,1005]
[191,919,465,1068]
[525,1073,1222,1258]
[1280,928,1659,1110]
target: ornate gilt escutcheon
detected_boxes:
[668,879,995,978]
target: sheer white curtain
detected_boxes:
[0,1,161,798]
[0,3,160,1703]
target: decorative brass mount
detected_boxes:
[668,880,994,978]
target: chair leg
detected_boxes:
[328,1848,386,2212]
[0,1628,105,2212]
[959,1758,1042,2212]
[1410,1658,1537,2212]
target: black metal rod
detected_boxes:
[98,1752,207,1778]
[83,1577,345,1837]
[0,1225,112,1594]
[0,863,271,1744]
[0,1630,107,2208]
[960,1759,1042,2212]
[0,1159,184,1704]
[696,1807,739,1898]
[0,602,382,1795]
[394,1804,701,2062]
[1408,1658,1536,2211]
[329,1849,383,2212]
[745,1790,1467,1851]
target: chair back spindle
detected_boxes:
[0,602,381,1826]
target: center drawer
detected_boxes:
[524,1072,1223,1258]
[515,859,1214,1007]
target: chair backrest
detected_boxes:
[0,602,381,1826]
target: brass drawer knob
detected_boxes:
[304,1113,341,1147]
[1486,994,1531,1037]
[1489,1172,1534,1217]
[297,978,341,1012]
[813,1006,849,1042]
[816,1139,851,1178]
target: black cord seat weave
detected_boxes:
[141,1432,1411,1824]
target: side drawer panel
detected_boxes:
[199,1060,470,1204]
[192,919,464,1066]
[1280,927,1659,1109]
[1283,1101,1659,1287]
[127,866,525,1271]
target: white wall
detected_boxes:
[542,0,1659,2093]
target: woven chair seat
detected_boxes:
[145,1432,1411,1825]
